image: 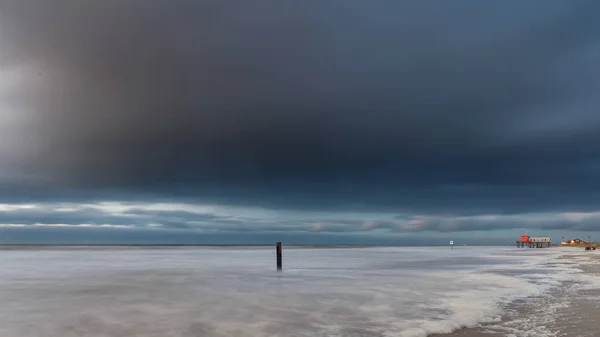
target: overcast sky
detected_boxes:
[1,0,600,244]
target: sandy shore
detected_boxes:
[434,254,600,337]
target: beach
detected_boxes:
[0,246,598,337]
[440,253,600,337]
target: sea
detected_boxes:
[0,246,598,337]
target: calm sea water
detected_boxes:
[0,246,589,337]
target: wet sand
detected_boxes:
[435,255,600,337]
[438,298,599,337]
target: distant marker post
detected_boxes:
[276,242,283,271]
[450,240,454,250]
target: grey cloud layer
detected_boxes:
[2,203,600,234]
[1,1,600,217]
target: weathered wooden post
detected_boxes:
[276,242,282,271]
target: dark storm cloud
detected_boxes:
[1,0,600,215]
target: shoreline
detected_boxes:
[0,244,519,249]
[434,253,600,337]
[0,243,566,247]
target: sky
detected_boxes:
[1,0,600,244]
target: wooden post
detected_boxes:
[276,242,282,271]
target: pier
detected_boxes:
[516,235,551,248]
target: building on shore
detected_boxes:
[560,238,589,246]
